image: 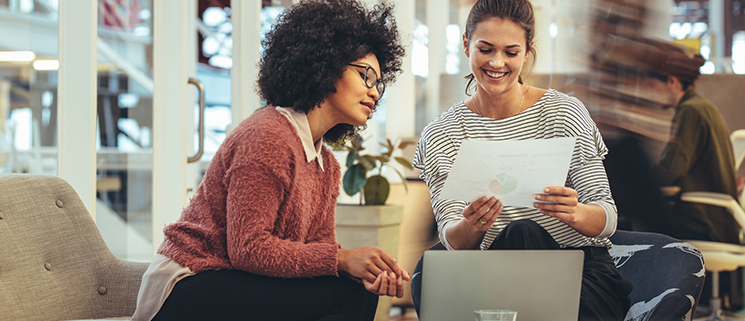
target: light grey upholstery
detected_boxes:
[0,174,149,321]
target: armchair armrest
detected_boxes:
[681,192,745,230]
[684,240,745,253]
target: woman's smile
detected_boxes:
[483,69,509,80]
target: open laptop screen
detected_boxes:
[420,250,584,321]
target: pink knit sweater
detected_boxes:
[158,107,342,278]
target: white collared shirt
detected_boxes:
[275,106,325,171]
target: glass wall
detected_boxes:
[94,0,155,262]
[92,1,290,261]
[0,0,59,175]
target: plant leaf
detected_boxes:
[342,164,367,196]
[358,155,377,170]
[393,167,409,193]
[394,156,413,169]
[345,151,358,168]
[398,140,415,150]
[363,175,389,205]
[372,155,388,164]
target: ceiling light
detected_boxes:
[0,51,36,62]
[33,60,59,71]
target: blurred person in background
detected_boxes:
[582,0,678,236]
[582,1,743,309]
[643,40,738,244]
[643,39,742,312]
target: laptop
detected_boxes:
[420,250,584,321]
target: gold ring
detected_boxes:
[480,220,486,225]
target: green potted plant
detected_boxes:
[332,134,414,205]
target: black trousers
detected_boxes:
[152,269,379,321]
[413,220,633,321]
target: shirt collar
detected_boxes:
[678,87,698,107]
[275,107,324,171]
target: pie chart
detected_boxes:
[489,173,518,195]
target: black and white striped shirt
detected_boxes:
[413,89,616,250]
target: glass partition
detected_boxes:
[94,0,155,262]
[0,0,59,175]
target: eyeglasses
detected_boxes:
[348,63,385,97]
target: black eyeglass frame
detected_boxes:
[347,63,385,97]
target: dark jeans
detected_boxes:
[152,269,378,321]
[412,220,633,321]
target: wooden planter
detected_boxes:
[335,203,404,321]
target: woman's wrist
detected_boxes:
[337,248,348,273]
[448,219,486,249]
[566,203,605,237]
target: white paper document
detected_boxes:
[440,137,576,208]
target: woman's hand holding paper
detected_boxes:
[533,186,606,237]
[462,196,503,231]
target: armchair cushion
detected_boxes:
[0,174,149,321]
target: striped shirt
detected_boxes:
[413,89,616,250]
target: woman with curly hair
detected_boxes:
[130,1,407,320]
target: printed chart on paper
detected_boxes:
[440,137,576,208]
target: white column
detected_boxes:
[385,0,416,140]
[0,80,9,132]
[427,0,448,119]
[360,0,385,157]
[185,0,199,200]
[152,0,189,250]
[709,0,725,60]
[58,0,97,217]
[532,0,552,74]
[374,0,416,186]
[0,80,10,171]
[230,0,262,128]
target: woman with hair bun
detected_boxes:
[411,0,632,319]
[131,1,407,320]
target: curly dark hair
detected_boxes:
[258,0,405,143]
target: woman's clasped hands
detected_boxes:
[338,247,411,298]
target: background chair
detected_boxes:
[410,230,705,320]
[0,174,149,321]
[678,129,745,321]
[732,130,745,206]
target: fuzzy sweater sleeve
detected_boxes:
[223,127,339,279]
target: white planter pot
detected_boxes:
[335,203,404,321]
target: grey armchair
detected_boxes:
[0,174,149,321]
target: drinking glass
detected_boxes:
[474,309,517,321]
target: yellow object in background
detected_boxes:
[675,38,703,56]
